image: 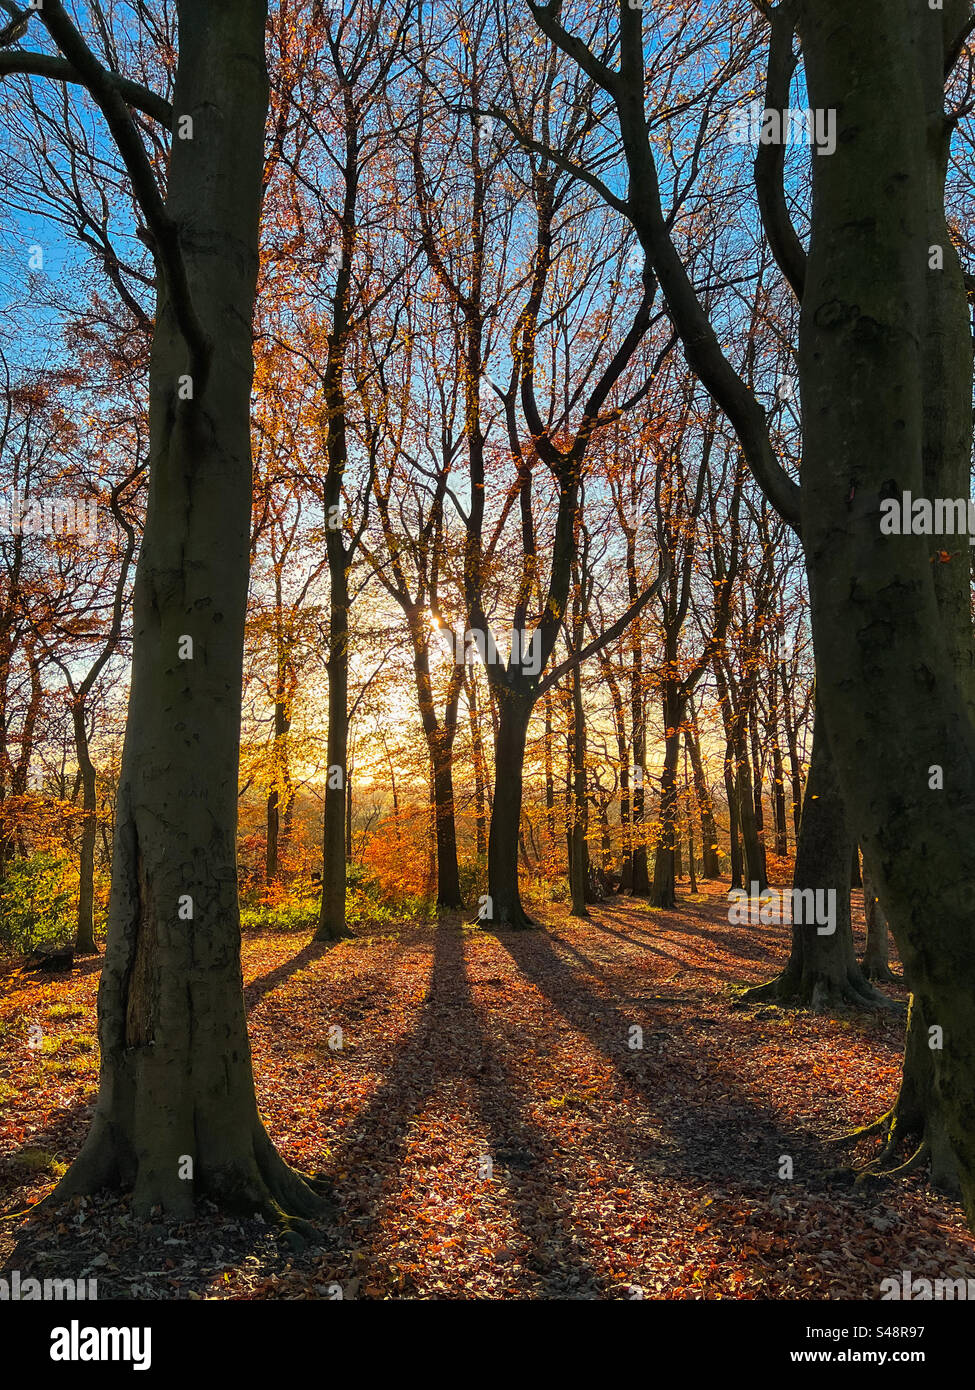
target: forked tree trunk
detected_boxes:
[50,0,322,1223]
[850,843,861,889]
[408,623,464,908]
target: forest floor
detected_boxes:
[1,880,973,1300]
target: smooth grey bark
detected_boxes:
[795,0,975,1213]
[45,0,323,1222]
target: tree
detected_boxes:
[531,0,975,1217]
[3,0,325,1222]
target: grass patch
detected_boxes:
[8,1147,68,1179]
[45,1003,86,1022]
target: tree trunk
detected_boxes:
[748,700,768,878]
[781,664,805,838]
[770,727,789,856]
[72,701,98,956]
[346,758,353,861]
[543,688,556,846]
[629,602,649,895]
[861,852,897,982]
[724,738,743,890]
[734,752,767,892]
[604,667,632,887]
[796,0,975,1214]
[483,687,534,928]
[266,788,279,886]
[51,0,322,1223]
[431,745,463,907]
[650,688,681,908]
[467,669,488,858]
[317,556,352,940]
[687,781,697,893]
[568,659,589,918]
[740,697,888,1011]
[685,707,720,878]
[847,997,958,1195]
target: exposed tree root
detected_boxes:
[860,959,902,983]
[829,1113,892,1148]
[8,1120,333,1230]
[831,1103,960,1197]
[737,969,898,1014]
[314,923,354,943]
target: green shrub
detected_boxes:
[458,854,486,906]
[239,898,319,933]
[239,869,436,935]
[0,852,75,954]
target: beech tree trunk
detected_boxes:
[467,669,488,858]
[568,660,589,918]
[72,701,98,955]
[628,572,649,895]
[52,0,322,1223]
[650,688,681,909]
[724,738,743,890]
[770,728,789,856]
[317,556,352,939]
[407,620,464,908]
[486,689,534,928]
[861,853,897,982]
[740,697,887,1011]
[797,0,974,1214]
